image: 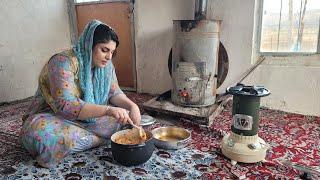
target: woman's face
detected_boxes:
[92,41,117,68]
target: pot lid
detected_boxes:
[227,83,270,97]
[141,115,156,126]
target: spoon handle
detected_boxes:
[130,122,140,129]
[126,116,140,128]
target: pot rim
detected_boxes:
[111,129,153,147]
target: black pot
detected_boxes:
[110,129,154,166]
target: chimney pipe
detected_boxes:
[195,0,207,20]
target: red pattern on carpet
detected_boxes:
[0,93,319,179]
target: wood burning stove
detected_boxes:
[143,0,229,126]
[171,20,221,107]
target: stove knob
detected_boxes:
[227,139,234,147]
[248,143,257,150]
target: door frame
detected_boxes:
[66,0,137,91]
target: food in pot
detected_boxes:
[138,127,147,141]
[114,129,147,145]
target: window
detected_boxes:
[259,0,320,53]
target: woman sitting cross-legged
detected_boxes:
[20,19,141,168]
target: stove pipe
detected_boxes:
[195,0,207,20]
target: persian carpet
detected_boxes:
[0,92,319,179]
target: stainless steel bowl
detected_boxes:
[151,126,191,150]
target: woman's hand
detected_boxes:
[129,105,141,126]
[106,106,132,125]
[108,94,141,125]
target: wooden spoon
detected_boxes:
[128,120,147,140]
[132,123,147,140]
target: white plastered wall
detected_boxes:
[0,0,71,102]
[207,0,320,116]
[206,0,255,93]
[134,0,195,94]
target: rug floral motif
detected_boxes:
[0,93,319,179]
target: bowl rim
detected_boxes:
[151,126,191,142]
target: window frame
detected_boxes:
[257,0,320,56]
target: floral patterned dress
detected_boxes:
[20,50,124,168]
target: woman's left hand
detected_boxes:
[109,94,141,126]
[129,105,141,126]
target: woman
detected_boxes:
[20,20,141,168]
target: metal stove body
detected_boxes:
[142,0,228,127]
[171,20,221,107]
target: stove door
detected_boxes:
[172,61,206,106]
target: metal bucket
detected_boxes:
[171,20,221,107]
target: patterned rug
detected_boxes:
[0,92,319,179]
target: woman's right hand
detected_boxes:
[106,106,132,125]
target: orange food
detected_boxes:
[114,129,147,145]
[114,136,145,145]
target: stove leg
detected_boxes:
[231,160,237,166]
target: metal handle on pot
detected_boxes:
[177,140,188,148]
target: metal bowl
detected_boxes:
[151,126,191,150]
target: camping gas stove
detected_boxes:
[221,84,270,165]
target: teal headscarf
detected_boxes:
[73,20,114,105]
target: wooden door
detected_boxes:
[75,1,135,90]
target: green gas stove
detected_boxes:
[221,83,270,165]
